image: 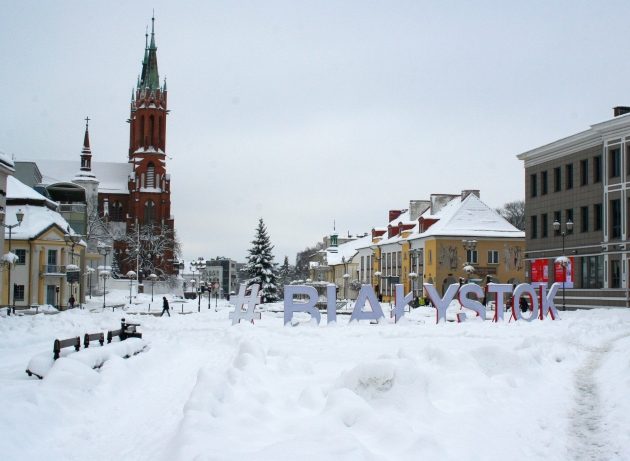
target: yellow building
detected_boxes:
[359,191,525,301]
[3,177,86,309]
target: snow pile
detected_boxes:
[0,290,629,460]
[26,337,148,378]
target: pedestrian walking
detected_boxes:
[68,295,76,309]
[161,296,170,317]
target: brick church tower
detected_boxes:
[106,16,175,277]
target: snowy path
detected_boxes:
[567,331,630,461]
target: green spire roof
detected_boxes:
[138,14,160,90]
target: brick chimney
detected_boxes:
[409,200,430,221]
[461,189,480,201]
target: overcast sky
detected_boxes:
[2,1,630,265]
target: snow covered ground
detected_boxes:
[1,289,629,461]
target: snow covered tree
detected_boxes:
[245,218,279,303]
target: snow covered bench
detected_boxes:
[107,318,142,343]
[26,338,148,379]
[53,336,81,360]
[84,332,104,348]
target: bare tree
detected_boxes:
[295,241,324,280]
[117,222,181,281]
[496,200,525,231]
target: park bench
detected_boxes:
[53,336,81,360]
[83,332,105,348]
[107,318,142,343]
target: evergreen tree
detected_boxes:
[245,218,279,303]
[278,255,294,298]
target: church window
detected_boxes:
[144,200,155,224]
[109,201,124,221]
[146,162,155,188]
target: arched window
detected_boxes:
[109,201,124,221]
[144,200,155,224]
[146,162,155,188]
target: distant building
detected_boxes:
[206,258,239,296]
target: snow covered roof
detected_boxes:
[326,234,373,265]
[4,203,81,241]
[410,193,524,240]
[32,159,132,194]
[6,176,58,209]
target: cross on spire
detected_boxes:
[85,116,90,128]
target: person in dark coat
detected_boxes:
[68,295,76,309]
[161,296,170,317]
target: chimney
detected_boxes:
[461,190,480,201]
[430,194,458,214]
[614,106,630,117]
[409,200,430,220]
[389,209,403,222]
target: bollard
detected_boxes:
[148,304,151,312]
[181,303,184,314]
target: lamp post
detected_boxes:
[97,242,112,309]
[126,270,137,305]
[64,233,82,306]
[1,208,24,314]
[148,273,158,302]
[191,258,206,312]
[409,272,418,301]
[553,219,574,310]
[86,267,95,299]
[341,256,349,300]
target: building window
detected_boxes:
[541,213,548,238]
[110,201,124,221]
[14,285,25,301]
[594,155,602,183]
[144,200,155,224]
[565,209,574,233]
[466,249,478,264]
[488,250,499,265]
[541,171,548,195]
[580,159,588,186]
[554,167,561,192]
[611,199,621,239]
[146,162,156,188]
[47,249,57,272]
[594,203,603,231]
[566,163,573,189]
[611,259,621,288]
[610,148,621,178]
[553,210,561,235]
[531,215,538,239]
[15,249,26,265]
[580,206,589,233]
[530,173,537,197]
[581,256,603,289]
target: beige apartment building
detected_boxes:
[518,106,630,308]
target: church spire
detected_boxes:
[80,117,92,172]
[139,13,160,90]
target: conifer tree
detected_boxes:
[245,218,279,303]
[278,255,294,298]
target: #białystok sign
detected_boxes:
[229,282,563,325]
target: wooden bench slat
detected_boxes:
[53,336,80,360]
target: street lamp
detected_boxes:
[553,219,574,310]
[191,258,206,311]
[1,208,24,313]
[126,270,137,304]
[64,233,82,306]
[97,242,112,309]
[341,256,349,300]
[409,272,418,300]
[86,267,95,299]
[148,273,158,302]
